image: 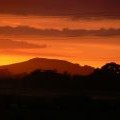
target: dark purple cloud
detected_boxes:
[0,0,120,19]
[0,26,120,37]
[0,39,47,49]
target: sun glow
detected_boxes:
[0,55,32,65]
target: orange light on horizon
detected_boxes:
[0,55,32,66]
[0,54,119,68]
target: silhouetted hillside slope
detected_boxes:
[0,58,94,75]
[0,62,120,119]
[0,69,12,78]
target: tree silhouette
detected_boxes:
[101,62,120,81]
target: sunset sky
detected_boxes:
[0,0,120,67]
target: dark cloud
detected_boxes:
[0,0,120,19]
[0,26,120,37]
[0,39,47,49]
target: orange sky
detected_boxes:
[0,0,120,67]
[0,15,120,67]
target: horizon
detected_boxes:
[0,0,120,67]
[0,57,95,67]
[0,57,119,69]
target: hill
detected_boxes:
[0,58,94,75]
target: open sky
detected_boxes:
[0,0,120,67]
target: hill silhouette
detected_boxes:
[0,69,12,78]
[0,58,94,75]
[0,62,120,119]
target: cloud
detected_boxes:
[0,0,120,19]
[0,26,120,37]
[0,39,47,49]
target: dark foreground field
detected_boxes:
[0,93,120,120]
[0,62,120,119]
